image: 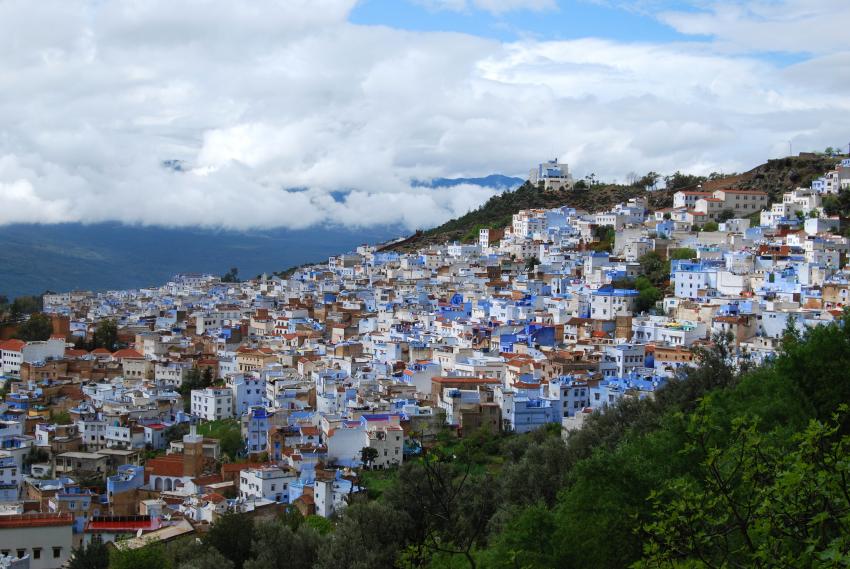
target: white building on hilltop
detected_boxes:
[529,159,574,190]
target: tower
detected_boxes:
[183,425,205,478]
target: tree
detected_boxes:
[717,208,736,222]
[15,313,53,341]
[776,313,850,426]
[635,286,662,314]
[638,252,669,289]
[245,521,324,569]
[524,256,540,272]
[179,367,211,412]
[68,537,109,569]
[10,295,42,317]
[164,423,190,444]
[360,446,378,469]
[303,515,334,536]
[93,319,118,351]
[221,267,240,283]
[201,365,214,386]
[639,171,660,190]
[702,221,719,232]
[167,536,233,569]
[640,409,850,568]
[317,500,410,569]
[15,312,53,342]
[110,543,169,569]
[203,512,256,569]
[480,503,557,569]
[665,171,706,191]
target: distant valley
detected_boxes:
[0,223,402,299]
[0,175,522,298]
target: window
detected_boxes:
[16,549,25,559]
[33,548,41,560]
[53,547,62,559]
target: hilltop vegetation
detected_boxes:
[386,179,677,251]
[731,153,843,201]
[386,154,844,252]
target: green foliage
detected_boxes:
[167,537,233,569]
[640,409,850,568]
[93,319,118,351]
[479,503,557,569]
[399,179,678,251]
[69,537,109,569]
[197,419,242,459]
[221,267,240,283]
[359,468,398,499]
[669,247,696,260]
[303,515,334,536]
[638,251,670,289]
[246,520,324,569]
[15,312,53,341]
[665,171,706,191]
[164,422,190,444]
[823,189,850,218]
[10,295,42,317]
[461,224,487,243]
[317,500,411,569]
[359,446,379,468]
[591,225,616,252]
[639,171,661,189]
[717,208,736,222]
[179,367,214,412]
[203,512,256,569]
[52,410,72,425]
[635,285,662,313]
[110,543,169,569]
[524,256,540,272]
[702,221,719,232]
[775,315,850,425]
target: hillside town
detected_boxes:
[1,157,850,568]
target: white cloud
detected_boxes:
[0,0,848,230]
[659,0,850,55]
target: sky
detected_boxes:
[1,0,849,231]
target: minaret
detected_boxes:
[183,424,205,478]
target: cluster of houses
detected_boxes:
[1,158,849,568]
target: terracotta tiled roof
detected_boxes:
[146,456,185,477]
[0,339,26,352]
[112,348,144,359]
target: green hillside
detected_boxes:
[385,154,844,252]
